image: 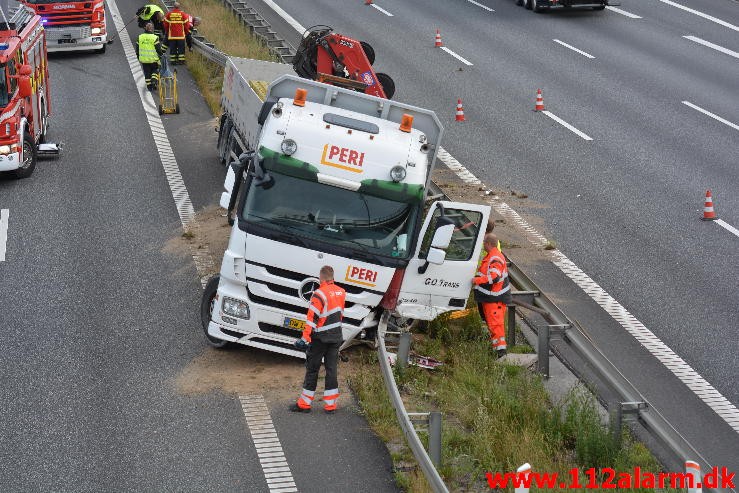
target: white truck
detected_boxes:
[202,56,491,358]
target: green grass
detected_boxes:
[177,0,277,115]
[350,309,673,492]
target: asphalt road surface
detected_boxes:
[0,0,398,490]
[253,0,739,480]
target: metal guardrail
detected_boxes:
[376,311,450,493]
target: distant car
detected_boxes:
[516,0,608,12]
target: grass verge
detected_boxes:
[177,0,276,115]
[350,309,673,492]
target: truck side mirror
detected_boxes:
[430,223,454,249]
[14,65,33,98]
[426,247,447,265]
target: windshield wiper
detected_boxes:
[246,214,309,247]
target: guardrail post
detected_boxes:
[609,401,622,448]
[428,411,442,468]
[506,304,516,347]
[397,331,411,370]
[537,324,550,377]
[515,463,532,493]
[685,460,702,493]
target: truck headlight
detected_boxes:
[222,297,250,319]
[0,145,11,155]
[390,165,406,182]
[280,138,297,156]
[91,27,101,35]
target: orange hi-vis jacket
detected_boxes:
[302,280,346,344]
[473,247,512,304]
[163,8,187,40]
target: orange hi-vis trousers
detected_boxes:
[479,301,507,350]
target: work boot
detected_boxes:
[497,348,507,358]
[288,403,311,413]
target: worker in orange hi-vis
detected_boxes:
[163,1,188,64]
[290,265,346,414]
[473,233,512,358]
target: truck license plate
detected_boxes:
[283,317,305,331]
[58,39,77,44]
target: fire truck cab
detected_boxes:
[0,4,56,178]
[20,0,107,53]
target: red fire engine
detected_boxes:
[0,4,59,179]
[20,0,107,53]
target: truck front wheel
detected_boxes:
[14,133,37,179]
[201,275,232,348]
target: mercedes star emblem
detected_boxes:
[298,278,321,303]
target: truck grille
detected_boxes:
[45,25,91,41]
[247,287,362,327]
[247,277,356,309]
[263,264,374,295]
[35,7,93,26]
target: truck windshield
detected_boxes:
[241,154,421,260]
[0,64,7,109]
[24,0,65,4]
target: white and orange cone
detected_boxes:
[534,89,545,111]
[702,190,717,220]
[435,29,443,47]
[455,98,465,122]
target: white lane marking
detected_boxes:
[682,101,739,132]
[440,46,473,66]
[553,39,595,58]
[370,3,394,16]
[260,0,307,34]
[683,35,739,60]
[715,219,739,238]
[658,0,739,33]
[465,0,494,12]
[541,110,593,140]
[240,395,297,493]
[605,6,642,18]
[436,147,739,434]
[107,0,214,287]
[0,209,8,262]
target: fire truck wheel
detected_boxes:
[201,275,232,349]
[14,133,36,179]
[175,104,180,114]
[376,73,395,99]
[359,41,375,65]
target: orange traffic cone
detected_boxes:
[455,99,465,122]
[435,29,443,47]
[702,190,718,220]
[534,89,545,111]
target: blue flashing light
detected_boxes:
[42,18,48,23]
[0,43,9,50]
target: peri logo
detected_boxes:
[345,265,378,287]
[298,278,321,303]
[320,144,366,173]
[361,71,375,86]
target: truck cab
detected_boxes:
[21,0,107,52]
[204,62,489,358]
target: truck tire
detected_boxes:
[376,72,395,99]
[360,41,375,65]
[14,133,36,179]
[217,115,233,165]
[201,275,232,348]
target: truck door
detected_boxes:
[397,201,490,320]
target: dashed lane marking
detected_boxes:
[0,209,8,262]
[683,35,739,60]
[370,3,394,16]
[440,46,474,66]
[107,0,215,286]
[541,111,593,140]
[658,0,739,32]
[240,395,297,492]
[715,219,739,238]
[261,0,306,34]
[605,6,642,18]
[553,39,595,59]
[682,101,739,132]
[464,0,494,12]
[436,146,739,434]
